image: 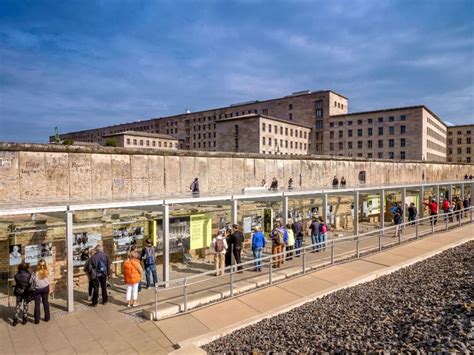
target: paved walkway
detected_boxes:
[0,223,471,354]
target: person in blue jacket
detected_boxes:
[251,226,266,271]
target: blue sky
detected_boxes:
[1,0,473,143]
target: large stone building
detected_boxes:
[103,131,181,150]
[55,89,455,161]
[215,114,312,155]
[328,106,447,161]
[447,124,473,163]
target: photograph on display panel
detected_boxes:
[72,232,102,266]
[113,226,145,255]
[9,244,22,266]
[24,243,53,266]
[156,216,190,255]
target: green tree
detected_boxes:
[63,138,74,145]
[104,138,118,147]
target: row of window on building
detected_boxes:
[448,157,472,163]
[448,130,472,136]
[193,141,217,149]
[329,138,407,150]
[126,138,177,148]
[426,117,445,134]
[261,123,308,139]
[448,147,472,155]
[262,137,308,151]
[448,137,472,145]
[334,151,407,160]
[329,125,406,138]
[329,115,407,128]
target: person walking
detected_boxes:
[408,203,417,225]
[84,248,96,301]
[270,177,278,191]
[292,219,304,257]
[32,259,50,324]
[288,178,294,190]
[87,245,111,307]
[423,198,438,226]
[394,210,402,238]
[308,216,320,252]
[230,224,244,271]
[285,223,295,260]
[340,176,346,187]
[123,251,143,307]
[211,230,228,276]
[442,197,450,221]
[190,177,200,197]
[463,195,470,217]
[318,218,328,251]
[270,223,284,267]
[251,226,265,271]
[141,239,158,289]
[261,179,268,189]
[455,198,463,222]
[332,176,339,189]
[12,262,34,326]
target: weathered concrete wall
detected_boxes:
[0,143,472,204]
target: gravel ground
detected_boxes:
[203,241,473,353]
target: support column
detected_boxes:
[380,189,385,230]
[230,199,238,225]
[66,211,74,313]
[448,184,453,200]
[435,185,440,203]
[162,204,170,286]
[460,184,465,200]
[419,186,425,218]
[322,193,328,224]
[353,191,359,236]
[282,196,289,227]
[401,187,407,223]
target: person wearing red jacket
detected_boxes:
[423,198,438,225]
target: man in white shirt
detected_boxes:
[211,230,228,276]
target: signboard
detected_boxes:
[113,226,145,255]
[73,232,102,266]
[365,194,381,216]
[25,243,53,266]
[190,214,212,250]
[9,244,22,266]
[243,217,252,234]
[156,216,190,255]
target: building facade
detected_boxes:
[447,125,473,163]
[215,114,311,155]
[103,131,180,150]
[328,106,447,161]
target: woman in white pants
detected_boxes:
[123,251,143,307]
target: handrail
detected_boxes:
[151,206,473,319]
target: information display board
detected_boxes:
[72,232,102,266]
[190,214,212,250]
[25,243,53,266]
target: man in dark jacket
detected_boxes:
[230,224,244,271]
[292,219,304,256]
[141,238,158,288]
[13,262,34,326]
[88,245,111,306]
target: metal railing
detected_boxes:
[151,206,473,320]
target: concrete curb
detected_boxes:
[172,233,473,352]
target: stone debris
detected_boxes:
[203,241,473,353]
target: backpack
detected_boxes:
[96,258,107,275]
[321,224,328,233]
[275,230,285,245]
[215,238,224,253]
[144,247,156,265]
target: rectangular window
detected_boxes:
[262,109,268,115]
[389,152,394,159]
[368,152,373,158]
[269,125,272,133]
[389,126,395,135]
[400,125,406,134]
[338,142,343,150]
[357,141,363,149]
[400,115,406,121]
[389,139,395,147]
[158,141,162,147]
[285,128,288,135]
[262,123,266,132]
[133,139,137,145]
[316,109,323,118]
[348,129,353,137]
[330,131,334,139]
[289,104,293,110]
[269,137,272,146]
[357,153,362,157]
[389,116,395,122]
[378,140,383,148]
[338,121,343,127]
[378,127,383,135]
[367,140,373,148]
[146,140,150,146]
[290,129,293,137]
[290,141,293,149]
[316,120,323,129]
[368,127,373,136]
[378,152,383,159]
[357,129,363,137]
[330,122,335,128]
[467,137,471,144]
[262,137,265,145]
[139,140,143,146]
[357,120,362,125]
[329,143,334,151]
[348,121,353,126]
[126,138,131,145]
[400,138,406,147]
[289,113,293,120]
[378,117,383,123]
[338,130,343,138]
[400,151,406,160]
[368,118,373,124]
[348,142,353,149]
[152,141,156,147]
[457,138,462,144]
[457,147,462,154]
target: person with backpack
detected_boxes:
[32,258,50,324]
[318,218,328,251]
[12,262,35,326]
[251,226,266,272]
[123,251,143,307]
[190,177,200,197]
[229,224,244,271]
[285,223,295,260]
[84,247,97,301]
[87,245,110,307]
[292,219,304,257]
[270,223,285,267]
[141,239,158,289]
[408,203,417,225]
[211,230,228,276]
[308,216,320,252]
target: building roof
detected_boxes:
[447,124,474,129]
[103,131,178,140]
[330,105,447,127]
[215,114,313,129]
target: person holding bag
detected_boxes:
[123,250,143,307]
[12,262,35,326]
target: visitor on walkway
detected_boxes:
[463,195,470,217]
[190,177,200,197]
[123,251,143,307]
[87,245,111,307]
[211,230,228,276]
[309,216,320,252]
[454,198,463,222]
[285,223,295,260]
[270,223,285,267]
[12,262,34,326]
[230,224,244,271]
[318,218,328,251]
[423,198,438,226]
[394,210,402,238]
[442,197,450,221]
[141,239,158,289]
[224,226,232,268]
[33,259,50,324]
[292,219,304,257]
[261,179,268,189]
[251,226,265,272]
[408,203,417,225]
[288,178,294,190]
[332,176,339,189]
[270,177,278,191]
[84,248,97,301]
[340,176,346,187]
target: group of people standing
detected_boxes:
[210,224,245,276]
[332,176,347,188]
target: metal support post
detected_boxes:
[183,278,188,312]
[401,187,407,224]
[322,193,328,224]
[353,191,359,237]
[380,189,385,231]
[302,251,307,274]
[162,204,170,286]
[448,184,453,200]
[445,215,449,231]
[230,269,234,297]
[282,196,289,227]
[231,199,238,226]
[432,220,435,234]
[356,235,360,258]
[436,185,440,203]
[378,233,382,251]
[419,186,425,219]
[331,241,335,264]
[415,217,419,239]
[66,211,74,313]
[269,261,273,285]
[461,184,465,200]
[154,284,158,321]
